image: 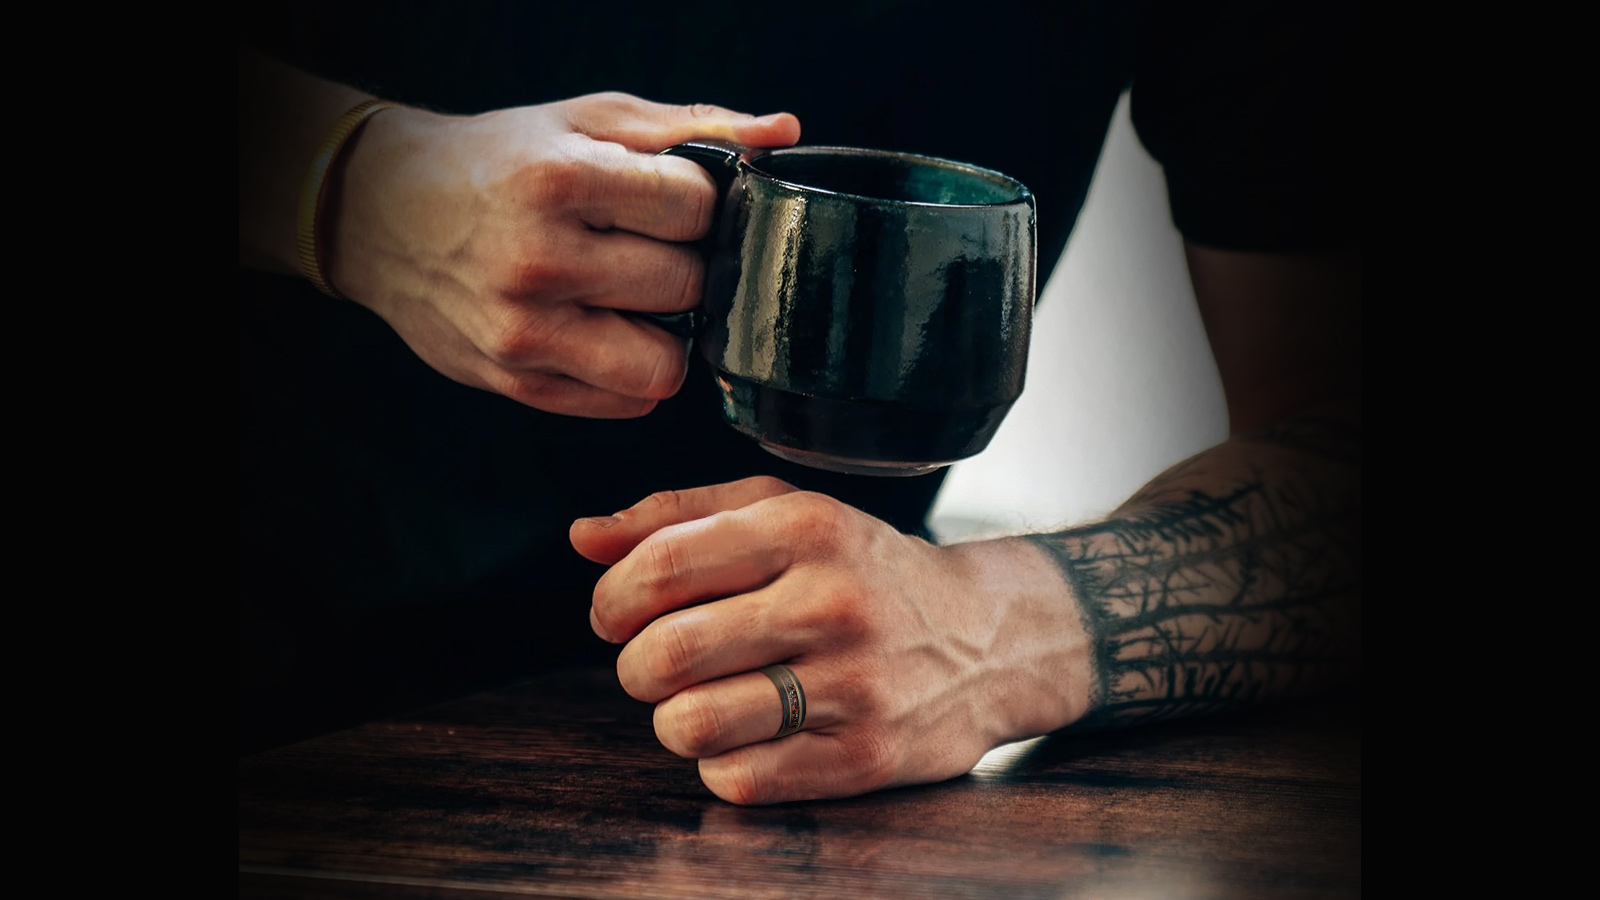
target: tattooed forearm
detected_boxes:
[1025,417,1361,728]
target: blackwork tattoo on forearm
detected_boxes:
[1026,425,1360,728]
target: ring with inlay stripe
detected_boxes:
[759,664,806,738]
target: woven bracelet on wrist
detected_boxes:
[295,99,396,299]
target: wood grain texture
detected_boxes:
[239,667,1360,899]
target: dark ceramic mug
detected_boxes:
[649,140,1036,477]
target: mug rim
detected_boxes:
[742,146,1034,210]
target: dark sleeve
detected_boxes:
[1130,1,1359,252]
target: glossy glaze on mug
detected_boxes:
[671,142,1036,475]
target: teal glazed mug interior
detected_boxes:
[655,140,1037,477]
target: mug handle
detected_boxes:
[631,139,751,339]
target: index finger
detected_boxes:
[571,476,797,565]
[589,507,798,644]
[568,142,719,242]
[562,93,801,154]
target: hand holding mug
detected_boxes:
[320,92,800,417]
[646,142,1037,474]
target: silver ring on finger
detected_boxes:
[759,664,806,739]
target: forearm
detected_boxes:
[238,45,377,273]
[974,404,1360,734]
[562,404,1355,802]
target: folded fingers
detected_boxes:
[612,583,812,701]
[571,476,798,566]
[651,664,836,760]
[590,496,810,642]
[697,728,900,806]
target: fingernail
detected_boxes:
[754,113,787,125]
[575,515,619,530]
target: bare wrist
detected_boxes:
[320,104,448,304]
[940,537,1094,744]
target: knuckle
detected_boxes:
[651,250,702,311]
[792,491,844,526]
[590,583,625,641]
[833,668,881,719]
[495,250,567,299]
[526,152,590,207]
[744,475,795,496]
[677,175,715,239]
[585,91,642,112]
[657,692,721,757]
[484,305,558,364]
[641,535,685,592]
[783,492,847,551]
[497,369,556,407]
[637,342,688,400]
[615,646,651,701]
[581,333,684,401]
[644,616,699,687]
[616,639,675,702]
[842,724,899,792]
[707,760,765,806]
[592,607,623,643]
[636,489,686,521]
[817,585,873,641]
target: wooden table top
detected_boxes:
[238,666,1360,899]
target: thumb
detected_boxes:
[563,91,801,153]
